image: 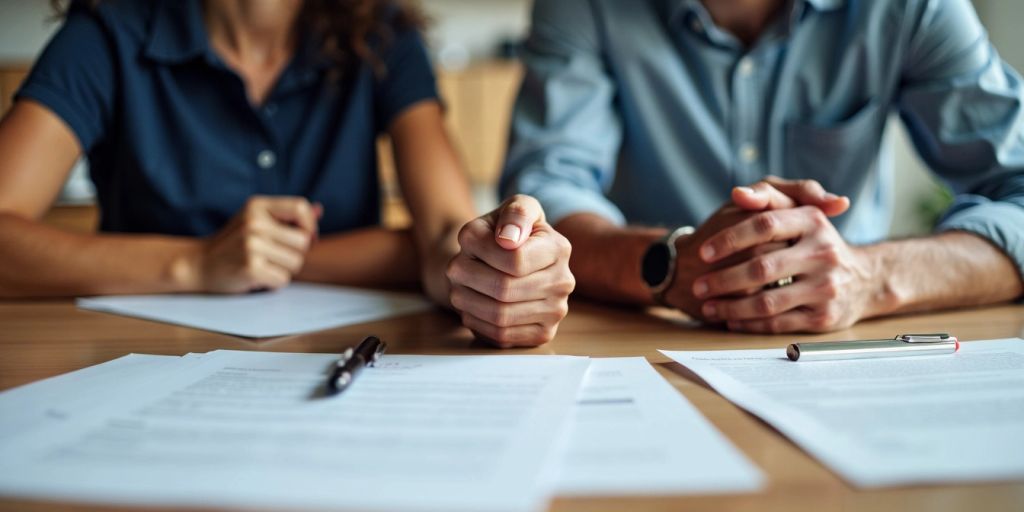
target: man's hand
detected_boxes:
[694,179,881,333]
[193,196,320,293]
[446,195,575,348]
[662,178,850,321]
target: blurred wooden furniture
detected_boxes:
[1,299,1022,512]
[2,61,523,232]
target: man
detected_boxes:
[502,0,1024,333]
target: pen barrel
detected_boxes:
[788,339,957,361]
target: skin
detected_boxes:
[558,2,1024,333]
[0,0,573,347]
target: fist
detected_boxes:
[198,196,320,294]
[446,195,575,348]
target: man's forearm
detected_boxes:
[555,213,665,305]
[862,231,1024,318]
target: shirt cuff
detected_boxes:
[935,196,1024,300]
[16,80,100,152]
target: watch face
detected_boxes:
[642,243,671,287]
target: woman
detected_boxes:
[0,0,574,347]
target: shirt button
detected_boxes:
[740,144,759,164]
[256,149,277,170]
[690,17,704,34]
[738,57,755,77]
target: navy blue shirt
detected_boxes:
[17,0,438,236]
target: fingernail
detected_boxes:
[737,186,755,195]
[703,303,717,317]
[694,280,709,298]
[498,224,521,242]
[701,245,716,261]
[824,193,839,200]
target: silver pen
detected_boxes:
[786,333,959,362]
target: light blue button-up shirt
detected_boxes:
[502,0,1024,278]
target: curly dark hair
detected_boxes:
[52,0,427,78]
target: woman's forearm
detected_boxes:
[296,227,423,289]
[0,213,201,298]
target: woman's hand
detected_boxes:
[446,195,575,348]
[192,196,320,293]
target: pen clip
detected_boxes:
[369,340,387,367]
[898,333,952,344]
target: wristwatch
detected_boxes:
[641,226,695,306]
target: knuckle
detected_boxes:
[718,229,740,254]
[503,199,532,219]
[557,273,577,296]
[492,276,516,302]
[755,294,777,316]
[807,207,829,227]
[456,223,474,249]
[242,236,259,254]
[754,212,778,235]
[492,307,515,328]
[819,275,842,299]
[750,257,774,282]
[801,178,825,193]
[814,308,840,330]
[494,328,517,347]
[817,245,842,266]
[555,234,572,256]
[551,300,570,322]
[444,258,461,283]
[449,288,465,311]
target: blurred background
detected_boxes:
[1,0,1021,236]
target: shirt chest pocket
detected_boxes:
[783,100,888,195]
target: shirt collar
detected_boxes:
[142,0,211,64]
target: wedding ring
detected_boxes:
[765,276,794,290]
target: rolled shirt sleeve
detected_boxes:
[500,0,627,226]
[897,0,1024,287]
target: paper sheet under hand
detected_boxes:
[76,283,433,337]
[661,338,1024,487]
[0,351,590,512]
[553,357,764,495]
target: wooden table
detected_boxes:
[1,299,1023,512]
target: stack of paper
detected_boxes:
[662,338,1024,487]
[0,352,762,512]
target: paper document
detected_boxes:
[554,357,763,494]
[662,338,1024,487]
[0,354,178,441]
[0,351,589,512]
[77,283,433,337]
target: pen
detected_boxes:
[786,333,959,362]
[325,335,387,395]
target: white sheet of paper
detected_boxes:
[661,338,1024,487]
[553,357,763,495]
[0,351,589,512]
[0,354,179,441]
[76,283,433,337]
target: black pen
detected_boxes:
[325,336,387,395]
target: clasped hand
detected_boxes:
[666,177,878,333]
[446,195,575,348]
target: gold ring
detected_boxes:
[765,276,794,290]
